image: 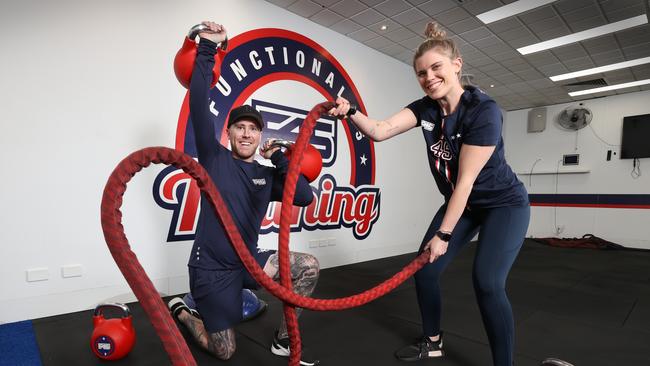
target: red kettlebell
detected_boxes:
[173,23,228,89]
[270,140,323,182]
[90,303,135,360]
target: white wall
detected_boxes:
[504,90,650,249]
[0,0,438,323]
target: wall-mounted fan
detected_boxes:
[557,105,593,131]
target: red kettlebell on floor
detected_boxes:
[174,23,228,89]
[270,139,323,182]
[90,303,135,360]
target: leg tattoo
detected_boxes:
[264,252,320,338]
[178,310,236,360]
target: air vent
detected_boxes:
[563,78,608,87]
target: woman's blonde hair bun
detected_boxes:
[424,21,447,41]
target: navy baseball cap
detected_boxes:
[227,105,264,130]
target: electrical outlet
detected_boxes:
[26,267,49,282]
[62,264,83,278]
[308,240,319,248]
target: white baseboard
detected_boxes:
[0,275,190,324]
[0,245,419,324]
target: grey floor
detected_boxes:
[34,239,650,365]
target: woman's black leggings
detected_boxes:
[415,203,530,366]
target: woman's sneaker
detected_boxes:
[270,331,320,365]
[394,332,444,361]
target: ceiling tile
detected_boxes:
[561,4,601,25]
[459,26,494,42]
[374,0,412,17]
[462,0,502,16]
[392,7,428,26]
[567,15,608,33]
[487,18,522,34]
[562,57,596,72]
[537,62,570,75]
[475,38,512,55]
[458,42,478,55]
[467,56,494,67]
[508,81,532,93]
[401,35,425,49]
[606,6,647,22]
[581,34,619,54]
[310,9,345,27]
[418,0,457,16]
[490,50,524,62]
[518,5,557,24]
[312,0,340,5]
[330,19,364,34]
[330,0,369,16]
[380,42,410,56]
[508,34,544,49]
[528,17,569,39]
[497,26,535,42]
[632,65,650,79]
[623,42,650,59]
[405,18,431,35]
[515,69,546,81]
[384,26,418,42]
[396,49,416,63]
[551,43,588,60]
[447,18,484,36]
[599,0,646,20]
[351,8,385,26]
[616,26,650,48]
[527,78,555,89]
[590,49,626,66]
[553,0,596,13]
[405,0,428,5]
[500,57,527,68]
[347,28,380,42]
[525,51,560,68]
[364,35,394,49]
[507,63,533,73]
[435,7,473,26]
[288,0,323,17]
[359,0,386,6]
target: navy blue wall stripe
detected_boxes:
[529,194,650,208]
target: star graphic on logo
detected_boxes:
[360,154,367,165]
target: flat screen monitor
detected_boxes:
[621,113,650,159]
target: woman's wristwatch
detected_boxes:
[346,104,357,117]
[435,230,452,242]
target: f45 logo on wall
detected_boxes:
[152,28,379,241]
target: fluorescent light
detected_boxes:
[477,0,557,24]
[550,56,650,81]
[568,79,650,97]
[518,14,648,55]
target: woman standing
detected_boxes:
[328,21,530,366]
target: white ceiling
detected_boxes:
[265,0,650,110]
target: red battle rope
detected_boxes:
[100,101,430,366]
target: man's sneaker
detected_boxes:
[168,297,200,319]
[394,332,444,362]
[270,331,320,366]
